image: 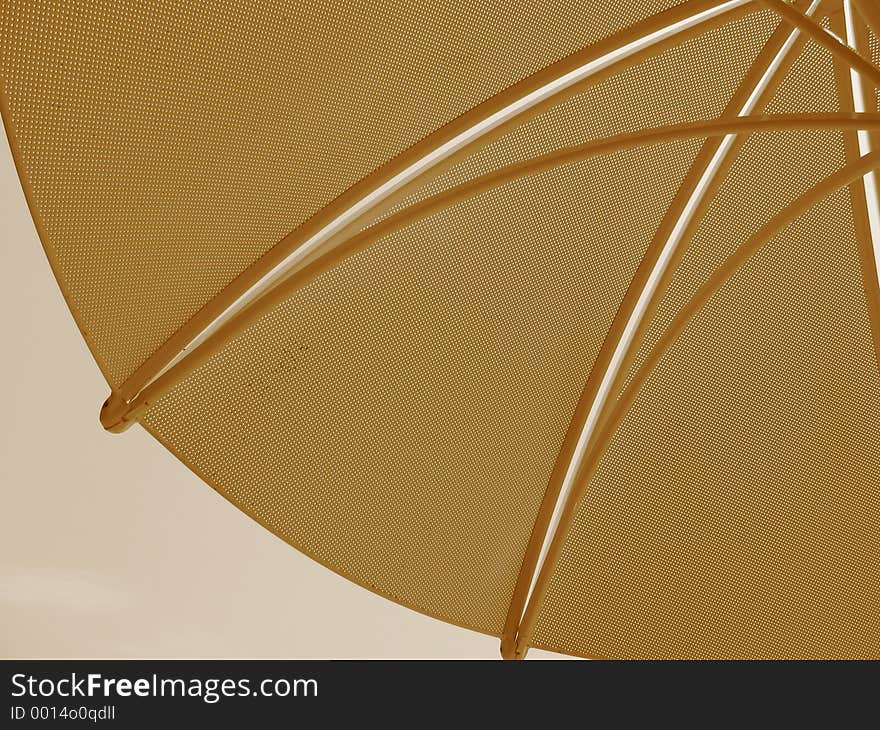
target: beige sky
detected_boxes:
[0,122,563,659]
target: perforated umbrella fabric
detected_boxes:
[0,0,687,388]
[2,0,879,658]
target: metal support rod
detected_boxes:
[832,3,880,369]
[760,0,880,88]
[501,1,816,659]
[511,149,880,658]
[99,114,880,432]
[100,0,761,430]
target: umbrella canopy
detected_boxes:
[2,0,879,658]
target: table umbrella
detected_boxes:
[2,0,879,659]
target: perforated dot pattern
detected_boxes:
[5,0,878,655]
[142,139,703,634]
[0,0,685,386]
[136,12,776,636]
[531,36,880,659]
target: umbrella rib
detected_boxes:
[833,3,880,369]
[100,113,880,432]
[501,0,821,658]
[850,0,880,37]
[759,0,880,88]
[101,0,880,436]
[100,0,761,430]
[511,148,880,659]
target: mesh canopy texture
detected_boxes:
[142,140,702,633]
[533,190,880,657]
[142,10,770,636]
[2,0,879,657]
[0,0,685,386]
[532,33,880,657]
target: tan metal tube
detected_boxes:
[102,113,880,431]
[511,148,880,657]
[102,0,760,421]
[500,4,814,658]
[831,5,880,369]
[759,0,880,87]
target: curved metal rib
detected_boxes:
[103,113,880,431]
[105,0,880,435]
[759,0,880,87]
[102,0,758,430]
[511,148,880,658]
[500,0,819,658]
[835,1,880,369]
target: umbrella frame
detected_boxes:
[3,0,879,659]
